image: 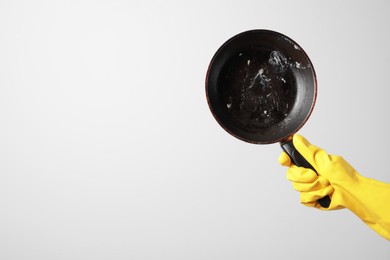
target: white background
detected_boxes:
[1,0,389,259]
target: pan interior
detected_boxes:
[206,30,316,144]
[219,48,296,130]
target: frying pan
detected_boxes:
[205,29,330,208]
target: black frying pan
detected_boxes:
[205,29,330,208]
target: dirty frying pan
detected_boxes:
[205,30,330,208]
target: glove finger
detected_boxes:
[286,166,317,183]
[300,185,334,204]
[292,176,330,192]
[278,152,291,166]
[292,134,331,171]
[302,201,317,208]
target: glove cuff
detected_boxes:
[332,174,390,240]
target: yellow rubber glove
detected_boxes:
[279,134,390,241]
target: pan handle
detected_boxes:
[281,140,331,208]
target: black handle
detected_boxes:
[281,139,331,208]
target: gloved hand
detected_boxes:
[279,134,390,240]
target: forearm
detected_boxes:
[337,176,390,240]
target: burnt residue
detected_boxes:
[218,49,299,131]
